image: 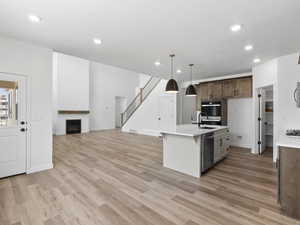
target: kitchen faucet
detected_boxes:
[197,112,202,128]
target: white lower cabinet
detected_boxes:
[214,129,230,163]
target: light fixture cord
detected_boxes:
[170,54,175,79]
[171,56,174,78]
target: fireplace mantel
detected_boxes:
[58,110,90,115]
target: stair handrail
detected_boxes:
[122,77,154,115]
[121,76,161,126]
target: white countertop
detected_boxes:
[277,135,300,149]
[277,143,300,149]
[160,124,228,137]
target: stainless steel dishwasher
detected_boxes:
[201,132,214,174]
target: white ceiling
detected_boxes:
[0,0,300,80]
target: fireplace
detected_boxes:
[66,119,81,134]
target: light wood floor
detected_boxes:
[1,130,299,225]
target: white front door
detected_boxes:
[158,96,176,131]
[0,73,27,178]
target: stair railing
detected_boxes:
[121,76,161,127]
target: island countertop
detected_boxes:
[160,124,228,137]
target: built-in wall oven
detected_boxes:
[201,100,227,125]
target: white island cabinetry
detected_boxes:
[161,125,229,178]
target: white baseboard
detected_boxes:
[54,130,90,136]
[122,128,161,137]
[137,130,161,137]
[26,163,53,174]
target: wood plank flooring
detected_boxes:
[1,129,300,225]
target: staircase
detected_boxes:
[121,76,161,127]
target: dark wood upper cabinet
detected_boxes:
[208,81,223,100]
[197,82,209,100]
[196,76,252,101]
[196,85,201,110]
[222,79,236,98]
[235,77,252,98]
[197,81,223,101]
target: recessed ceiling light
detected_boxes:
[154,61,161,66]
[176,69,182,74]
[244,45,253,51]
[93,38,102,45]
[253,58,261,63]
[230,24,242,32]
[28,14,42,23]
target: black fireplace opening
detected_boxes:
[66,119,81,134]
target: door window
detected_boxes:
[0,80,18,127]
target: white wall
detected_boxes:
[139,74,151,88]
[135,73,151,96]
[56,53,90,111]
[177,88,196,125]
[252,59,278,159]
[122,80,177,136]
[52,53,90,135]
[252,59,278,88]
[277,53,300,148]
[0,36,53,173]
[252,53,300,162]
[228,98,253,148]
[89,61,141,130]
[52,54,58,133]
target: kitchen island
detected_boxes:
[161,124,229,178]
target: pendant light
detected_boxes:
[185,64,197,96]
[165,54,179,93]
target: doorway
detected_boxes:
[158,95,176,131]
[257,85,274,155]
[0,73,27,178]
[115,96,127,128]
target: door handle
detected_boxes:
[20,128,27,132]
[20,121,26,125]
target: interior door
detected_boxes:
[158,96,175,131]
[0,73,27,178]
[115,96,127,128]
